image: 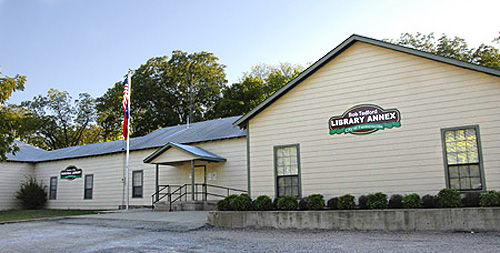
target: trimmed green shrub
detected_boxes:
[338,194,356,210]
[327,197,339,210]
[358,195,369,209]
[276,195,298,210]
[479,191,500,207]
[253,195,273,211]
[437,188,461,208]
[461,192,481,207]
[230,194,252,211]
[388,194,403,209]
[306,194,325,210]
[298,198,308,210]
[422,194,437,208]
[366,192,388,209]
[401,193,423,209]
[217,194,238,211]
[16,177,47,210]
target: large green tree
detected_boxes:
[215,63,303,118]
[18,89,100,150]
[97,51,227,138]
[0,72,26,160]
[390,32,500,69]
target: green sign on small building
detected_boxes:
[60,166,82,180]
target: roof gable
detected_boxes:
[234,34,500,126]
[143,142,226,164]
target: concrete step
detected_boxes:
[154,200,218,211]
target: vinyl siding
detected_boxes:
[0,162,34,210]
[155,138,248,200]
[30,137,247,209]
[34,152,129,210]
[248,42,500,199]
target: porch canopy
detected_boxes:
[143,142,226,200]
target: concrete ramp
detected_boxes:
[65,210,208,232]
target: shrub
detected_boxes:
[217,194,238,211]
[306,194,325,210]
[276,195,298,210]
[388,194,403,209]
[437,188,461,208]
[479,191,500,207]
[253,195,273,211]
[327,197,339,210]
[366,192,388,209]
[401,193,423,209]
[422,194,437,208]
[461,192,481,207]
[16,177,47,210]
[298,198,308,210]
[338,194,356,210]
[358,195,369,209]
[230,194,253,211]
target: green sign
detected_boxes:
[329,104,401,135]
[60,166,82,180]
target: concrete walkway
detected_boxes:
[63,210,208,232]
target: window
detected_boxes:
[132,170,143,198]
[84,174,93,199]
[49,177,57,200]
[275,144,301,198]
[442,126,483,191]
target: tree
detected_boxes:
[97,51,227,138]
[390,32,500,69]
[18,89,100,150]
[96,82,130,142]
[215,63,303,118]
[0,72,26,160]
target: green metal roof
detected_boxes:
[234,34,500,127]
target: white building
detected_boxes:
[2,34,500,210]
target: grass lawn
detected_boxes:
[0,209,99,222]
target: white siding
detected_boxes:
[34,153,130,210]
[249,42,500,200]
[155,138,248,200]
[30,137,247,209]
[0,162,34,210]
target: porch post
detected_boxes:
[155,164,159,202]
[191,160,195,201]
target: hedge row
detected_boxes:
[216,189,500,211]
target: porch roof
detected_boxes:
[143,142,226,165]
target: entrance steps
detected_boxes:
[154,200,217,211]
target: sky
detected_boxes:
[1,0,499,104]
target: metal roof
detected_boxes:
[234,34,500,126]
[6,116,245,163]
[143,142,226,164]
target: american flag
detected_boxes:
[122,79,129,140]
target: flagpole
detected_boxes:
[125,69,132,210]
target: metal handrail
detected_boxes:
[151,183,247,211]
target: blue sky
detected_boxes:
[1,0,499,104]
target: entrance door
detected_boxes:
[194,165,207,200]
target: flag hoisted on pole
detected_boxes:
[123,70,132,210]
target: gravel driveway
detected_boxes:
[1,218,499,252]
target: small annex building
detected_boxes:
[1,116,247,210]
[2,34,500,211]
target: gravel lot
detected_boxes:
[1,218,500,253]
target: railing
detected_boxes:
[151,183,247,211]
